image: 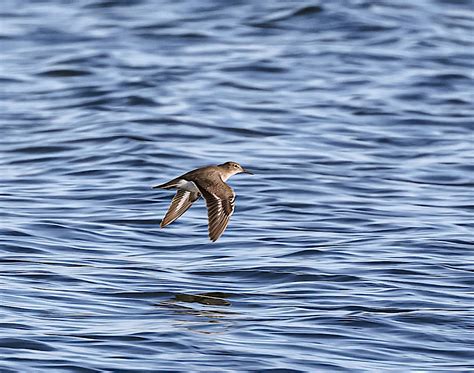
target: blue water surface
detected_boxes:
[1,0,473,371]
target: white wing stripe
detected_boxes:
[174,192,189,211]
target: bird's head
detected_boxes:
[219,161,253,179]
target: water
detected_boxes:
[1,0,473,371]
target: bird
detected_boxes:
[153,161,253,242]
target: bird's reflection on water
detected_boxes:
[159,292,238,334]
[173,292,232,306]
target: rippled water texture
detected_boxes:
[1,0,474,371]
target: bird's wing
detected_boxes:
[160,190,200,228]
[194,179,235,242]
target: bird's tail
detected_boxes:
[152,178,180,190]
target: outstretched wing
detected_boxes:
[193,178,235,242]
[160,190,200,228]
[205,193,235,241]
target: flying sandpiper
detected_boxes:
[153,161,253,242]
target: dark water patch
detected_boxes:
[0,323,35,330]
[220,62,289,74]
[7,145,78,154]
[217,80,270,92]
[248,4,324,28]
[8,155,76,165]
[35,365,101,373]
[83,0,146,8]
[124,95,156,106]
[37,69,93,77]
[0,77,24,83]
[0,338,55,352]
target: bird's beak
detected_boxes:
[242,168,253,175]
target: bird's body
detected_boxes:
[153,161,252,242]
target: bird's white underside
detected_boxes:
[175,179,200,194]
